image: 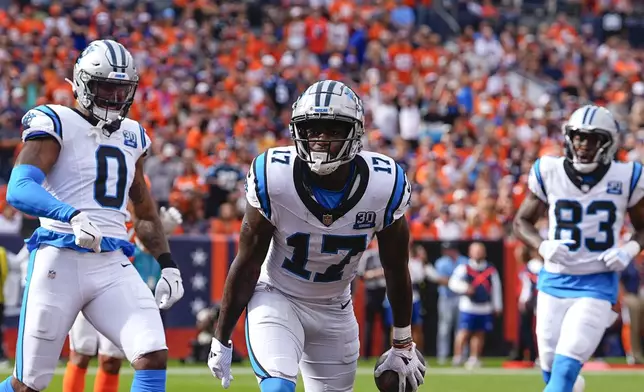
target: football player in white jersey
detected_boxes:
[514,105,644,392]
[64,200,182,392]
[2,39,184,392]
[207,80,426,392]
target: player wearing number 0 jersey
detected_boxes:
[514,105,644,392]
[208,80,426,392]
[2,39,184,392]
[63,196,183,392]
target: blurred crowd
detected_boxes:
[0,0,643,241]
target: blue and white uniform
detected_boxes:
[528,155,644,384]
[7,104,165,390]
[244,146,411,392]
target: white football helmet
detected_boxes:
[290,80,365,175]
[70,39,138,126]
[563,105,619,173]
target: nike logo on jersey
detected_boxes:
[341,300,351,309]
[121,263,130,268]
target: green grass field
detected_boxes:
[1,359,642,391]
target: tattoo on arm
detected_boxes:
[15,137,61,173]
[513,192,548,250]
[377,217,412,328]
[129,157,169,259]
[215,204,274,344]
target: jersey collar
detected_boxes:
[563,159,611,193]
[293,155,369,227]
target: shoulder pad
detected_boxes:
[120,119,151,155]
[361,151,411,228]
[527,156,560,202]
[21,105,63,145]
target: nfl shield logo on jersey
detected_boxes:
[607,181,622,195]
[123,130,138,149]
[322,214,333,226]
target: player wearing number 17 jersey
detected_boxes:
[514,105,644,392]
[207,80,426,392]
[2,39,184,392]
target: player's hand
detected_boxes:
[154,268,184,309]
[159,206,183,235]
[599,247,633,272]
[538,239,576,264]
[208,338,234,388]
[70,212,102,253]
[374,342,425,392]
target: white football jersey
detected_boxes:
[528,156,644,275]
[246,146,411,299]
[20,104,150,240]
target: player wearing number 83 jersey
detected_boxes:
[208,80,425,392]
[3,39,183,392]
[515,104,644,392]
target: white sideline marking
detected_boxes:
[41,366,644,377]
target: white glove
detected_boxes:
[70,212,102,253]
[159,206,183,235]
[374,342,426,392]
[154,268,184,309]
[208,338,234,389]
[599,241,640,272]
[538,239,576,265]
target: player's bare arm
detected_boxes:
[627,196,644,249]
[129,156,184,309]
[513,192,548,250]
[129,157,170,258]
[376,216,413,327]
[14,136,60,172]
[374,215,425,391]
[214,204,274,345]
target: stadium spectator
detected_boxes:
[449,242,502,369]
[357,244,391,359]
[620,257,644,364]
[1,0,644,364]
[433,241,468,364]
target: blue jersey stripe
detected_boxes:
[139,123,146,150]
[253,153,271,220]
[24,131,54,141]
[34,105,62,139]
[629,161,643,202]
[245,315,271,379]
[534,158,547,197]
[16,250,37,382]
[384,163,405,227]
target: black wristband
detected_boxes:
[68,210,81,222]
[392,337,413,349]
[157,252,177,269]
